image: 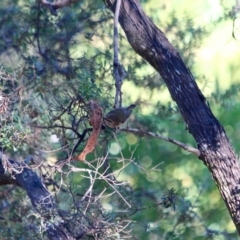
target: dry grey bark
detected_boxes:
[0,158,75,240]
[103,0,240,234]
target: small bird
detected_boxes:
[104,104,136,128]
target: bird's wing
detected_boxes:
[106,109,126,123]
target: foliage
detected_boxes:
[0,0,239,239]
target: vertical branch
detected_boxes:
[113,0,126,108]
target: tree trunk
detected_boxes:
[0,157,75,240]
[104,0,240,234]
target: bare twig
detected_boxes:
[71,158,131,208]
[121,127,200,156]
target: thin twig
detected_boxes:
[71,160,131,208]
[121,127,201,156]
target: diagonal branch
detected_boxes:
[121,127,200,156]
[0,153,75,240]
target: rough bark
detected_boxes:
[103,0,240,234]
[0,157,75,240]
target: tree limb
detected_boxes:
[0,154,75,240]
[121,127,200,156]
